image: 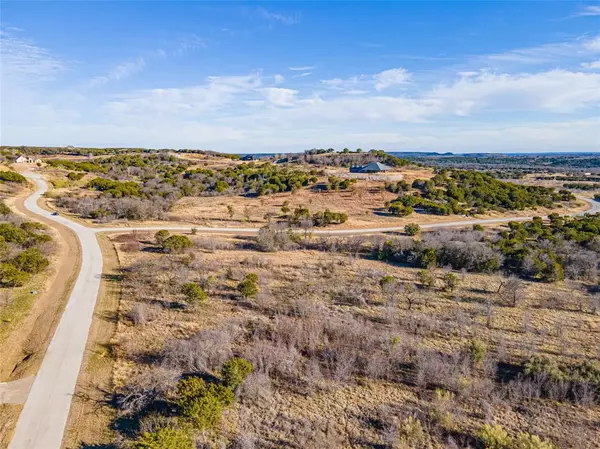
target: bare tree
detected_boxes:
[497,276,524,307]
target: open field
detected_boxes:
[40,159,589,230]
[68,229,600,449]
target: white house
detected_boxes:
[14,156,41,164]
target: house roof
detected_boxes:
[360,162,393,171]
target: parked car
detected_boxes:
[51,211,59,216]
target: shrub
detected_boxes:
[404,223,420,236]
[513,433,557,449]
[162,235,192,254]
[443,272,460,292]
[476,424,511,449]
[468,339,487,365]
[388,202,413,217]
[221,357,254,390]
[176,377,234,430]
[0,202,11,216]
[396,416,431,449]
[0,263,30,287]
[181,283,207,304]
[133,426,194,449]
[12,248,49,274]
[380,275,396,289]
[0,171,27,184]
[473,224,485,231]
[237,273,259,299]
[154,230,170,246]
[0,223,28,244]
[417,269,435,289]
[66,172,85,181]
[523,356,568,382]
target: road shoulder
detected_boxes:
[60,233,122,448]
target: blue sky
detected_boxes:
[1,1,599,153]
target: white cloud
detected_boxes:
[289,66,314,71]
[2,29,599,153]
[260,87,298,107]
[322,68,411,92]
[373,68,411,90]
[575,5,600,17]
[582,59,600,69]
[0,30,67,82]
[106,73,262,117]
[257,8,301,25]
[584,36,600,52]
[88,57,146,87]
[427,70,600,115]
[484,35,600,65]
[297,71,311,77]
[175,34,206,55]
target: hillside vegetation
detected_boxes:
[387,170,575,217]
[84,227,600,449]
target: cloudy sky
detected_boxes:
[1,1,599,153]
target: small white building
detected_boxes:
[14,155,40,164]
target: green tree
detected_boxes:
[476,424,511,449]
[176,377,234,430]
[0,202,11,216]
[154,230,170,246]
[443,272,460,292]
[221,357,253,390]
[404,223,420,236]
[162,235,192,254]
[133,427,194,449]
[419,247,437,268]
[181,283,207,304]
[417,269,435,289]
[0,171,27,184]
[237,273,259,299]
[467,338,487,365]
[12,248,49,274]
[0,263,30,287]
[473,224,484,231]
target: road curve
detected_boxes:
[9,171,600,449]
[9,173,103,449]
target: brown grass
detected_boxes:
[69,231,600,448]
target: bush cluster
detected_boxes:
[0,215,52,287]
[0,171,27,184]
[378,214,600,282]
[387,169,574,217]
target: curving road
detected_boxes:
[8,171,600,449]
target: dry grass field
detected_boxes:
[67,229,600,449]
[41,159,589,230]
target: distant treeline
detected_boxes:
[409,154,600,170]
[563,183,600,191]
[288,149,413,168]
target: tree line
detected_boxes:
[386,169,575,217]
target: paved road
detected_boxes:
[9,173,103,449]
[9,171,600,449]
